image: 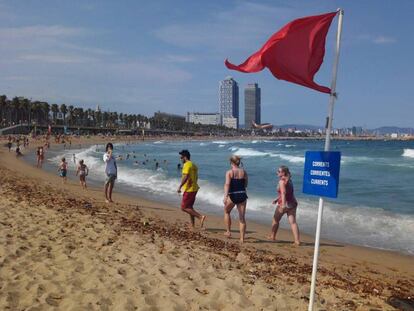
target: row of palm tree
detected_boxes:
[0,95,152,130]
[0,95,239,135]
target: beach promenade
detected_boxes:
[0,136,413,310]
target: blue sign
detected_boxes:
[303,151,341,198]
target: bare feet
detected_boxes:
[224,231,231,239]
[200,215,206,228]
[293,241,301,246]
[105,199,110,204]
[267,234,276,241]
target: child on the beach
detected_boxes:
[58,157,68,184]
[37,146,44,168]
[76,159,89,189]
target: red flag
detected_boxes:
[225,11,337,93]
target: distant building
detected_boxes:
[222,117,238,129]
[219,76,239,128]
[187,112,220,125]
[351,126,363,136]
[244,83,261,129]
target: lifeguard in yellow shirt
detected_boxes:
[177,149,206,230]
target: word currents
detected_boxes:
[303,151,341,198]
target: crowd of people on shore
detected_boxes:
[5,135,29,157]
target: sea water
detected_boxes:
[47,139,414,255]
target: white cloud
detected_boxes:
[0,25,88,38]
[107,60,192,84]
[0,24,109,65]
[17,53,97,64]
[373,35,396,44]
[163,54,195,63]
[355,34,397,45]
[153,2,297,53]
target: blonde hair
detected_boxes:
[230,155,242,166]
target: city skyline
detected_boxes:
[0,1,413,128]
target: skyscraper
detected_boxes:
[219,76,239,128]
[244,83,261,129]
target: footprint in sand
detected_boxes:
[45,293,62,307]
[6,291,19,309]
[36,284,46,297]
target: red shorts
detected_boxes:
[181,191,197,210]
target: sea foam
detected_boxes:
[402,148,414,158]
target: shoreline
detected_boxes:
[1,136,413,309]
[12,135,414,258]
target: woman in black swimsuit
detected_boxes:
[223,155,248,243]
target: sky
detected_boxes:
[0,0,413,128]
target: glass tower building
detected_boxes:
[219,76,239,128]
[244,83,261,129]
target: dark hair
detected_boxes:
[105,143,114,152]
[279,165,291,178]
[179,149,191,159]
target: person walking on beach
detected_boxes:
[7,136,12,152]
[269,165,300,245]
[223,155,248,243]
[37,146,44,168]
[103,143,117,203]
[177,150,206,230]
[76,159,89,189]
[58,157,68,184]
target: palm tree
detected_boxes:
[86,108,93,126]
[94,110,102,127]
[11,97,20,124]
[119,113,124,128]
[102,111,109,127]
[41,102,50,125]
[31,101,41,124]
[0,95,7,127]
[51,104,59,124]
[21,98,31,124]
[68,105,74,125]
[60,104,68,124]
[78,108,84,126]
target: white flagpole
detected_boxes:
[308,8,344,311]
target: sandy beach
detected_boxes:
[0,136,413,310]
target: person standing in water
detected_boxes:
[223,155,248,243]
[58,157,68,184]
[269,165,300,246]
[177,150,206,230]
[76,159,89,189]
[103,143,117,203]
